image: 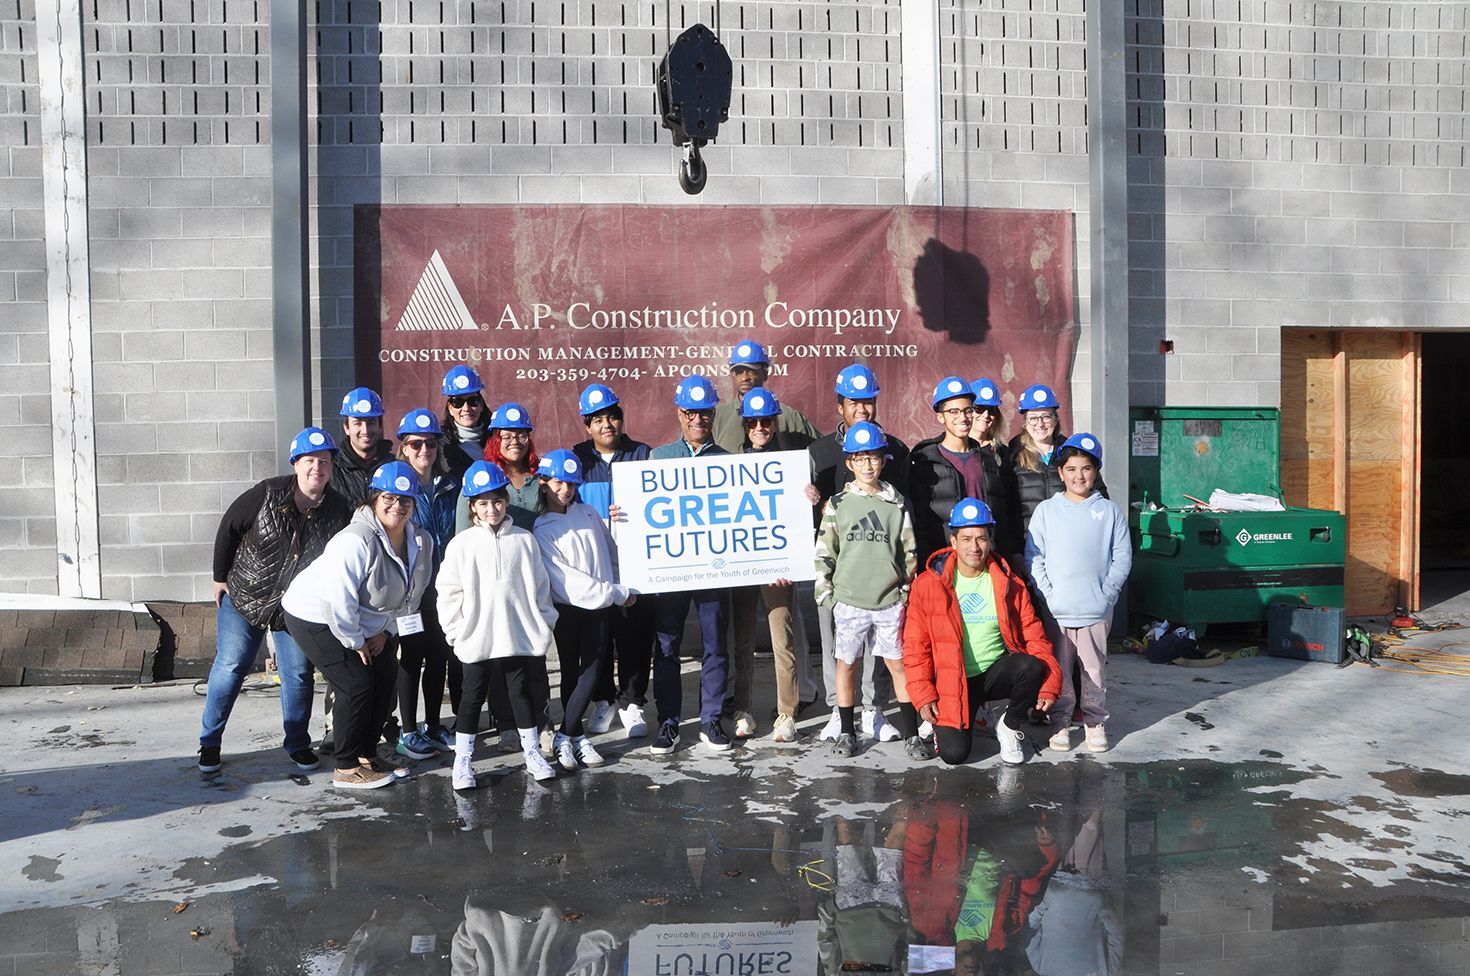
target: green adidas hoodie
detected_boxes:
[813,481,917,610]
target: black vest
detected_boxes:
[227,476,351,629]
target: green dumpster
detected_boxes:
[1127,407,1345,627]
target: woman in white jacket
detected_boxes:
[282,461,432,790]
[532,449,637,772]
[439,460,560,789]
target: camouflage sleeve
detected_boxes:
[813,497,840,606]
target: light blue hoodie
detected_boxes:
[1023,490,1131,627]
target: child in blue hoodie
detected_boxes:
[1023,433,1130,754]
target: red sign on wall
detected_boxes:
[354,205,1076,449]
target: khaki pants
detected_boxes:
[729,584,799,718]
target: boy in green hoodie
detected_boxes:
[814,421,926,761]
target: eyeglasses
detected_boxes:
[447,395,482,409]
[680,408,714,419]
[1025,414,1058,426]
[848,455,884,467]
[498,430,530,441]
[940,407,976,419]
[402,439,438,451]
[380,495,414,510]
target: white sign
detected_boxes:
[1131,419,1159,457]
[611,451,817,593]
[627,921,819,976]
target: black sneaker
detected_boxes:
[198,746,222,773]
[289,748,321,771]
[832,732,858,759]
[650,720,680,755]
[699,721,732,752]
[904,735,934,762]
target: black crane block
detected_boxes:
[655,23,733,147]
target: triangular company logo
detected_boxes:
[394,250,479,331]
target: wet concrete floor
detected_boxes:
[1,649,1468,975]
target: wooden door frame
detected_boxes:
[1402,334,1422,610]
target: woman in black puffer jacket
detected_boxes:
[1007,383,1107,550]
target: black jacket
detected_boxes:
[215,475,352,630]
[1007,433,1109,535]
[331,439,394,508]
[908,436,1020,562]
[809,425,911,506]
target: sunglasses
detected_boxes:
[447,395,483,409]
[402,438,439,451]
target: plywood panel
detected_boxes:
[1347,331,1409,462]
[1347,459,1403,613]
[1280,329,1337,508]
[1281,459,1337,511]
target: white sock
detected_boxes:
[518,727,539,753]
[455,732,475,760]
[572,735,586,746]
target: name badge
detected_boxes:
[397,612,425,636]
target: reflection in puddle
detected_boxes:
[3,760,1468,973]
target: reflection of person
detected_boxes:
[809,364,906,742]
[1025,433,1130,755]
[199,426,351,774]
[571,383,653,738]
[728,388,820,742]
[439,460,560,788]
[647,375,735,756]
[813,421,925,761]
[902,499,1060,766]
[533,449,634,771]
[1025,807,1123,976]
[282,460,432,789]
[450,902,623,976]
[814,817,909,975]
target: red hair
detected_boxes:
[484,434,539,472]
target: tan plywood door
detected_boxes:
[1281,329,1420,614]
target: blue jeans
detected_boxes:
[652,589,730,725]
[199,593,313,753]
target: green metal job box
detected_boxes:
[1127,407,1346,627]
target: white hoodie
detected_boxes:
[532,502,630,610]
[436,519,558,663]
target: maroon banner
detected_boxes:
[354,205,1076,449]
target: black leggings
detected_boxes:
[555,604,612,737]
[457,657,550,735]
[285,613,397,771]
[934,653,1048,766]
[395,583,460,729]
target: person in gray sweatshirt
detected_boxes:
[1023,433,1131,754]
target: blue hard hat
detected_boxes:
[1019,383,1060,411]
[462,460,511,497]
[931,376,975,410]
[578,383,620,416]
[397,408,441,437]
[970,377,1002,408]
[441,364,484,397]
[369,460,419,496]
[673,374,719,410]
[1060,431,1102,466]
[288,426,336,462]
[834,363,880,399]
[490,402,534,430]
[740,387,782,419]
[536,448,585,484]
[729,340,770,368]
[339,387,384,418]
[842,420,888,454]
[948,497,997,529]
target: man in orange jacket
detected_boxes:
[902,498,1061,765]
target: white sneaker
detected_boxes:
[733,711,757,738]
[918,720,934,739]
[497,730,521,753]
[586,701,616,735]
[1085,724,1109,753]
[552,732,579,771]
[1048,727,1073,752]
[524,747,557,782]
[771,714,798,743]
[574,737,606,767]
[452,754,477,790]
[619,703,648,738]
[864,708,901,742]
[818,709,842,742]
[995,710,1027,766]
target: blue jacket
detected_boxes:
[648,438,729,461]
[411,472,460,572]
[572,436,651,517]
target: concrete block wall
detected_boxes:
[83,1,276,602]
[1125,0,1470,408]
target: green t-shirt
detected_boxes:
[954,849,1002,943]
[955,570,1005,677]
